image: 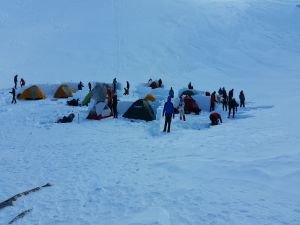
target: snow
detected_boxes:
[1,0,300,224]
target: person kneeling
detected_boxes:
[209,112,222,126]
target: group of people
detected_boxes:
[9,75,26,104]
[162,85,246,133]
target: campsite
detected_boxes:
[0,0,300,225]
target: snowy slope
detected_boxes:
[0,0,300,225]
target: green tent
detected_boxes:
[82,92,92,106]
[123,99,156,121]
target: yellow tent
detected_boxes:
[144,93,156,102]
[18,85,46,100]
[54,84,74,98]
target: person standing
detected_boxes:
[222,87,228,111]
[158,78,162,88]
[169,87,174,98]
[88,82,92,92]
[9,88,17,104]
[112,78,117,92]
[239,90,245,107]
[210,91,216,112]
[78,81,84,90]
[228,98,237,118]
[163,96,175,133]
[188,82,193,90]
[112,94,118,118]
[178,96,186,121]
[228,89,234,102]
[14,75,18,89]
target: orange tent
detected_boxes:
[18,85,46,100]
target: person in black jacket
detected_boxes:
[228,89,234,102]
[88,82,92,92]
[239,90,245,107]
[222,87,228,111]
[112,94,118,118]
[210,91,217,112]
[78,81,84,90]
[228,98,237,118]
[9,88,17,104]
[124,81,130,95]
[14,75,18,89]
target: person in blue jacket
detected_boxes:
[163,96,175,133]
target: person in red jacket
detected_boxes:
[209,112,222,125]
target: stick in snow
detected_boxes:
[8,209,33,224]
[0,183,52,210]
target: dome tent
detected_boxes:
[18,85,46,100]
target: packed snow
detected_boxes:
[0,0,300,224]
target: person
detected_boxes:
[57,113,75,123]
[163,96,175,132]
[188,82,193,90]
[88,82,92,92]
[20,78,25,88]
[169,87,174,98]
[14,75,18,89]
[78,81,84,90]
[210,91,216,112]
[124,81,130,95]
[222,87,228,111]
[228,98,237,118]
[112,94,118,118]
[112,78,117,92]
[178,96,186,121]
[239,90,245,107]
[218,88,223,96]
[228,89,234,102]
[209,112,222,125]
[9,88,17,104]
[158,78,162,87]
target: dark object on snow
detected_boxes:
[14,75,18,89]
[205,91,210,96]
[78,81,84,90]
[209,112,222,125]
[228,98,237,118]
[188,82,193,90]
[67,98,80,106]
[112,94,118,118]
[9,88,17,104]
[113,78,117,92]
[88,82,92,92]
[210,91,217,112]
[123,99,155,121]
[9,209,33,224]
[169,87,174,98]
[158,79,162,87]
[239,90,245,107]
[57,113,75,123]
[0,183,52,210]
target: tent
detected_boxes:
[123,99,156,121]
[184,96,201,114]
[82,92,92,106]
[18,85,46,100]
[144,93,156,102]
[54,84,74,98]
[87,102,112,120]
[91,83,108,102]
